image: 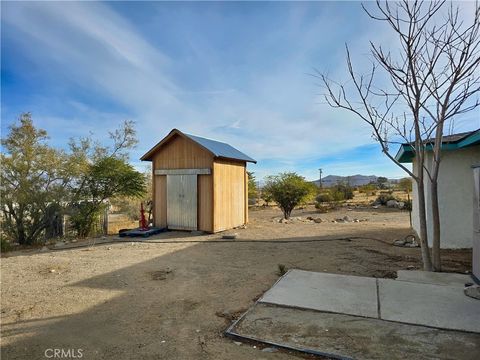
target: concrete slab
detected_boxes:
[228,303,480,360]
[396,270,474,287]
[259,270,378,318]
[379,279,480,333]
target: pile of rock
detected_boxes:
[386,199,406,209]
[276,215,368,224]
[331,215,368,223]
[306,216,324,223]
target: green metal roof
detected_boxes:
[395,129,480,163]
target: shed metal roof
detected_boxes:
[395,129,480,163]
[183,133,256,163]
[140,129,257,163]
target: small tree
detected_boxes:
[69,121,146,237]
[399,177,413,227]
[1,114,70,245]
[260,186,274,207]
[264,172,314,219]
[70,157,146,237]
[377,177,389,189]
[111,171,153,222]
[398,177,412,193]
[247,171,258,200]
[318,1,480,271]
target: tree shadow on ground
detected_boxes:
[0,228,474,360]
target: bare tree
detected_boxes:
[318,0,480,271]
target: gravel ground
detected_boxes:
[0,206,472,360]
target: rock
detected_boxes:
[220,310,231,317]
[107,247,112,250]
[40,246,49,252]
[262,347,278,353]
[393,239,406,246]
[71,239,77,243]
[372,205,380,209]
[464,285,480,300]
[343,215,352,222]
[313,218,323,223]
[222,233,237,240]
[386,200,399,208]
[49,269,56,273]
[306,216,314,221]
[405,241,420,248]
[353,219,360,223]
[397,201,405,209]
[234,341,242,346]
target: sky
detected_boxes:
[1,1,479,181]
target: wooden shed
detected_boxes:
[140,129,256,233]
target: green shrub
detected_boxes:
[1,238,12,252]
[403,199,412,211]
[331,184,354,200]
[316,193,333,203]
[277,264,288,276]
[263,172,314,219]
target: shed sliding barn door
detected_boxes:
[167,175,197,230]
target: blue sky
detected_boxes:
[1,1,478,181]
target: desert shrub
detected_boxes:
[316,193,333,203]
[331,184,354,200]
[1,238,11,252]
[263,172,314,219]
[330,190,346,202]
[403,199,413,211]
[277,264,288,276]
[314,203,330,213]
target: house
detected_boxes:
[141,129,256,233]
[395,129,480,249]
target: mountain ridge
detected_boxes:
[312,174,384,187]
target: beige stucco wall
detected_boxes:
[412,145,480,249]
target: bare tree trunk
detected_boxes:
[431,179,441,271]
[415,157,433,271]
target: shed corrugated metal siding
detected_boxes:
[167,174,197,230]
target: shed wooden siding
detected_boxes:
[152,134,214,169]
[151,134,214,232]
[213,159,246,232]
[198,174,213,231]
[153,175,167,228]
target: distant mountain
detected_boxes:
[312,174,378,187]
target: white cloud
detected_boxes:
[2,1,476,181]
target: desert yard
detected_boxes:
[0,205,473,360]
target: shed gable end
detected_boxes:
[152,134,214,170]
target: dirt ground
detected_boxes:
[0,206,473,360]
